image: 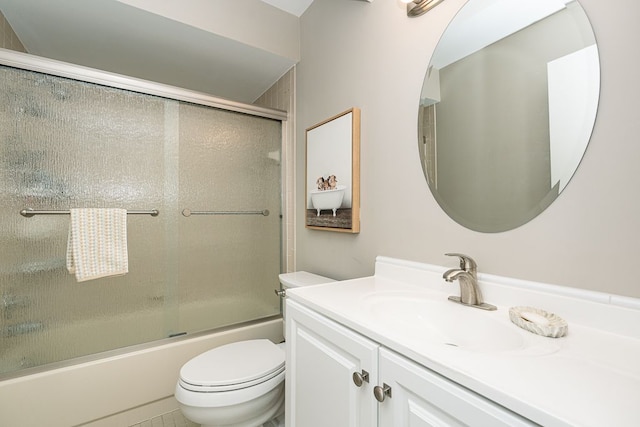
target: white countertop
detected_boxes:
[286,257,640,427]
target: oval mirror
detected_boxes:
[418,0,599,232]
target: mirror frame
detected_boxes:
[305,108,361,233]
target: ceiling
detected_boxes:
[0,0,314,103]
[261,0,314,17]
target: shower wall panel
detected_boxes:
[0,65,282,376]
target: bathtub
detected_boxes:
[0,301,283,427]
[310,185,346,216]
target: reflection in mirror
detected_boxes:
[418,0,599,232]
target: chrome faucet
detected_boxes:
[443,253,496,311]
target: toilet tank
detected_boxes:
[278,271,334,338]
[279,271,335,291]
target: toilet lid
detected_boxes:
[179,339,285,390]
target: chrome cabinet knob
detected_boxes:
[352,370,369,387]
[373,383,392,402]
[274,289,286,298]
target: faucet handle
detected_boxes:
[445,253,477,272]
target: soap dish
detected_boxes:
[509,306,568,338]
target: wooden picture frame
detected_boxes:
[305,107,360,233]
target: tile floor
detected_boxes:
[129,409,199,427]
[130,410,285,427]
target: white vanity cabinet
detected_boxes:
[285,299,379,427]
[377,347,534,426]
[286,299,535,427]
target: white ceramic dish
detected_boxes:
[509,306,568,338]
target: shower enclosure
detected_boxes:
[0,51,285,377]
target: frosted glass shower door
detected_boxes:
[177,104,282,333]
[0,61,283,377]
[0,66,174,374]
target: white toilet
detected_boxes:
[175,272,334,427]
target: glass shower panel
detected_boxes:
[0,66,172,374]
[177,104,282,333]
[0,61,283,377]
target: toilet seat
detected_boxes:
[179,339,285,393]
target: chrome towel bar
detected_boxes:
[20,208,160,217]
[182,208,270,217]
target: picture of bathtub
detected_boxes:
[305,107,360,233]
[310,185,346,217]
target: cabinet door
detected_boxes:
[286,300,379,427]
[378,348,536,427]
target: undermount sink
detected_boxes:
[361,291,526,353]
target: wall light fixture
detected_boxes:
[401,0,446,17]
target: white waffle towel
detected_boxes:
[66,208,129,282]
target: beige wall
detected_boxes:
[0,9,26,52]
[296,0,640,299]
[255,68,297,272]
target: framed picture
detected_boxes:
[305,107,360,233]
